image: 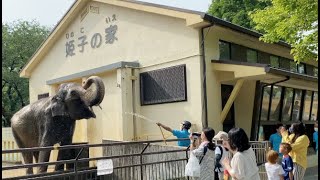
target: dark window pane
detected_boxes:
[311,92,318,121]
[314,67,318,76]
[270,56,279,68]
[270,86,282,121]
[279,58,290,70]
[302,91,312,121]
[219,41,230,60]
[258,51,270,64]
[261,85,271,121]
[290,61,297,72]
[282,88,293,121]
[292,90,302,121]
[306,64,314,76]
[231,44,246,62]
[298,64,305,74]
[140,65,187,105]
[247,49,257,63]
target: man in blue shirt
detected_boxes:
[156,121,191,147]
[313,121,318,155]
[269,124,283,158]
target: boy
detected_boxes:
[279,143,294,180]
[265,150,285,180]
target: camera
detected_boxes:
[192,132,201,138]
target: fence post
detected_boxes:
[140,143,149,180]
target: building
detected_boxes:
[20,0,318,162]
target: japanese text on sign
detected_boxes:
[65,14,118,57]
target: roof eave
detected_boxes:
[201,13,292,48]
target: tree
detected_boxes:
[208,0,271,29]
[250,0,318,63]
[2,20,50,127]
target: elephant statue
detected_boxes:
[10,76,105,174]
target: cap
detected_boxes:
[213,131,228,140]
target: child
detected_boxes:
[279,143,294,180]
[265,150,285,180]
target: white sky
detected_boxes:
[2,0,211,27]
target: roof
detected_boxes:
[20,0,293,78]
[212,60,318,82]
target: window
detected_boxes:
[269,86,282,121]
[289,61,297,72]
[258,51,270,64]
[219,41,230,60]
[292,90,302,121]
[140,64,187,105]
[279,58,290,70]
[297,64,305,74]
[306,64,314,76]
[314,67,318,77]
[231,44,246,62]
[270,56,279,68]
[247,49,257,63]
[261,85,271,121]
[311,92,318,121]
[282,88,294,121]
[38,93,49,100]
[302,91,312,121]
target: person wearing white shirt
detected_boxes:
[221,128,260,180]
[265,150,285,180]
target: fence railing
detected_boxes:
[2,140,22,163]
[2,139,269,180]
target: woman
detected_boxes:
[280,122,310,179]
[221,128,260,180]
[189,127,216,180]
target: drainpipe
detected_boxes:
[200,23,214,128]
[255,76,290,140]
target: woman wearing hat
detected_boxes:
[213,131,229,180]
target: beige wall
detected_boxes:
[27,1,202,159]
[137,56,204,142]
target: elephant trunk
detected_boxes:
[82,76,105,107]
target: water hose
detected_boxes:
[158,126,167,145]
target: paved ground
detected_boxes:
[304,153,318,180]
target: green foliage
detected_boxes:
[2,20,50,127]
[208,0,271,29]
[250,0,318,63]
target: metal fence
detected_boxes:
[2,139,269,180]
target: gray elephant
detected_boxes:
[11,76,105,174]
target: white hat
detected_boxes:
[213,131,228,140]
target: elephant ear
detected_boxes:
[48,95,68,117]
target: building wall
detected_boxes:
[27,1,202,160]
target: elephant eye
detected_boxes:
[70,90,77,96]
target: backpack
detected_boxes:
[214,146,223,172]
[199,145,223,164]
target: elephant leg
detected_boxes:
[22,152,34,175]
[55,143,74,171]
[33,151,39,163]
[12,129,33,174]
[37,136,54,174]
[37,149,51,173]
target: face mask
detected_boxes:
[289,127,293,133]
[315,128,318,132]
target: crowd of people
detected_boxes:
[156,120,318,180]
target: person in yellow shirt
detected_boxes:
[280,122,309,180]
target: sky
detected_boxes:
[2,0,212,27]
